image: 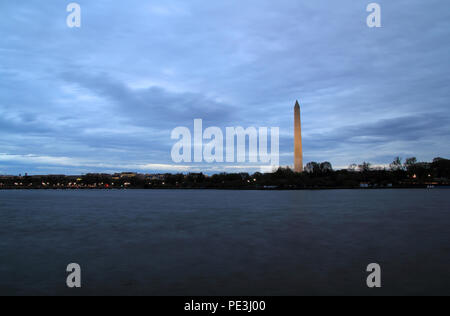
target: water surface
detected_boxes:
[0,189,449,295]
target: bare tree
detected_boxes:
[348,164,358,172]
[404,157,417,170]
[390,156,403,171]
[320,162,333,173]
[305,162,320,174]
[359,162,371,172]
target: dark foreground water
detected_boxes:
[0,189,449,296]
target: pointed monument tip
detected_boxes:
[294,100,300,108]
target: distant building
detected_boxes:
[146,174,166,181]
[120,172,137,178]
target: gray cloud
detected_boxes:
[60,71,239,128]
[0,0,449,174]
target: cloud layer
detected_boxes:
[1,0,449,174]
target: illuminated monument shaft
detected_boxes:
[294,100,303,172]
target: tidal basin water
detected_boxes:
[0,189,449,295]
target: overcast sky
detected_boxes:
[1,0,449,175]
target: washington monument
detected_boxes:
[294,100,303,172]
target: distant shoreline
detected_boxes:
[1,185,448,191]
[1,158,449,191]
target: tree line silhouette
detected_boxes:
[0,157,449,189]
